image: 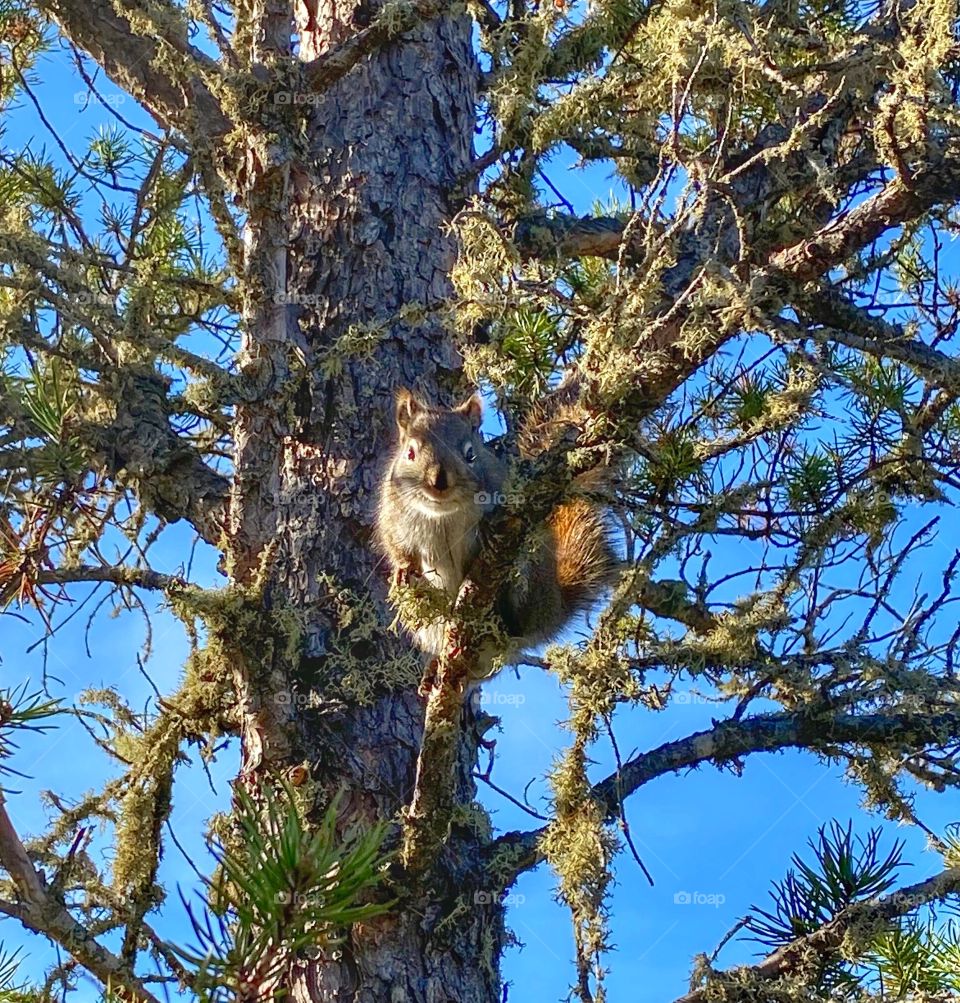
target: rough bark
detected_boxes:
[226,4,509,999]
[13,0,960,997]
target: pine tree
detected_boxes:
[1,0,960,999]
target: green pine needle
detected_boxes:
[746,821,904,949]
[0,682,61,781]
[170,782,394,1001]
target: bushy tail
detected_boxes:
[498,497,617,648]
[550,498,617,619]
[501,386,618,646]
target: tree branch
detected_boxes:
[0,234,231,544]
[789,289,960,394]
[302,0,446,92]
[36,0,231,137]
[32,566,196,593]
[82,370,230,546]
[513,148,960,274]
[489,709,960,883]
[768,150,960,282]
[674,865,960,1003]
[0,792,162,1003]
[401,431,605,872]
[512,212,633,261]
[638,578,718,634]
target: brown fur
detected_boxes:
[497,498,616,646]
[377,388,616,658]
[551,497,617,616]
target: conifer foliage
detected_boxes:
[0,0,960,998]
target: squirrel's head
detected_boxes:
[390,388,492,518]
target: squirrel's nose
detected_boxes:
[429,465,449,492]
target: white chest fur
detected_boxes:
[405,507,481,655]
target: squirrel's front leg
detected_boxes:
[393,559,423,588]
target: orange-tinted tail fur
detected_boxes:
[498,495,616,647]
[500,390,617,646]
[550,497,617,618]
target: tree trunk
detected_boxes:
[228,6,509,1000]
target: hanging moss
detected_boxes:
[541,737,620,1003]
[108,635,235,895]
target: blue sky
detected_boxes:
[1,24,959,1003]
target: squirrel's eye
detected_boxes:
[463,443,476,464]
[407,445,416,461]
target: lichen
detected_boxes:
[322,580,422,704]
[541,737,619,1003]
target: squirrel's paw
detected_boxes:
[394,565,421,588]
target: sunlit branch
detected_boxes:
[0,792,162,1003]
[36,0,231,137]
[491,708,960,882]
[513,145,960,276]
[769,148,960,282]
[788,291,960,394]
[673,865,960,1003]
[32,566,198,593]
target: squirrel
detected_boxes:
[376,388,616,675]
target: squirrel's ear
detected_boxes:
[395,388,423,433]
[456,393,483,431]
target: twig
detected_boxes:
[0,792,162,1003]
